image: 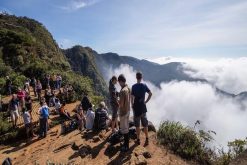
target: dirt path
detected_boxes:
[0,121,190,165]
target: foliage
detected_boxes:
[157,121,215,164]
[0,113,12,135]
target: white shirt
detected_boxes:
[23,111,31,124]
[86,109,95,130]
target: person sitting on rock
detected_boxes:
[59,102,72,120]
[76,106,86,131]
[54,98,61,114]
[94,101,111,131]
[85,103,95,130]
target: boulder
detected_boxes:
[92,136,101,143]
[79,145,92,158]
[135,155,147,165]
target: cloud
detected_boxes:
[107,64,247,149]
[59,0,100,11]
[100,0,247,57]
[149,57,247,94]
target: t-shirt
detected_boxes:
[119,85,130,117]
[86,109,95,130]
[9,99,19,111]
[23,111,31,125]
[131,83,150,116]
[39,105,49,119]
[131,83,150,102]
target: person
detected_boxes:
[59,102,72,120]
[30,77,37,97]
[22,107,36,139]
[131,72,152,145]
[56,74,62,90]
[85,103,95,130]
[38,101,49,138]
[44,87,53,107]
[5,76,12,95]
[8,94,19,128]
[17,88,26,108]
[81,93,91,112]
[24,78,31,94]
[118,74,131,152]
[54,98,61,114]
[109,76,119,133]
[51,74,57,90]
[76,107,86,131]
[25,93,33,119]
[36,80,42,102]
[94,101,111,131]
[44,74,50,89]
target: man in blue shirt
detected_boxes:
[131,72,152,145]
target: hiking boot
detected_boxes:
[144,138,149,146]
[136,139,141,145]
[120,145,129,152]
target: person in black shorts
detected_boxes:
[109,76,119,133]
[131,72,152,145]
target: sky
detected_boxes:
[0,0,247,59]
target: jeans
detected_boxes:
[39,118,48,137]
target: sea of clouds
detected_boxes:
[106,57,247,149]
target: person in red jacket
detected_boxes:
[17,88,26,108]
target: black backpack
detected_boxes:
[94,108,107,131]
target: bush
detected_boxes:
[157,121,214,164]
[0,113,12,135]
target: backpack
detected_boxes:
[41,106,49,118]
[94,108,107,131]
[108,130,123,145]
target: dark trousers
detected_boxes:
[39,118,48,137]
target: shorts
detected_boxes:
[111,103,118,120]
[134,113,148,128]
[120,111,129,134]
[10,110,19,121]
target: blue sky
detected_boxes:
[0,0,247,59]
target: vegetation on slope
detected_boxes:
[157,121,247,165]
[0,13,106,99]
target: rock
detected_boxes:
[93,136,101,142]
[143,151,152,159]
[135,155,147,165]
[99,130,106,139]
[79,145,92,158]
[71,142,80,150]
[133,146,147,157]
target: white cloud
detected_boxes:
[149,57,247,94]
[59,0,100,11]
[107,64,247,149]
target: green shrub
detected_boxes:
[0,113,12,135]
[157,121,214,164]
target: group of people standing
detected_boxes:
[109,72,152,152]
